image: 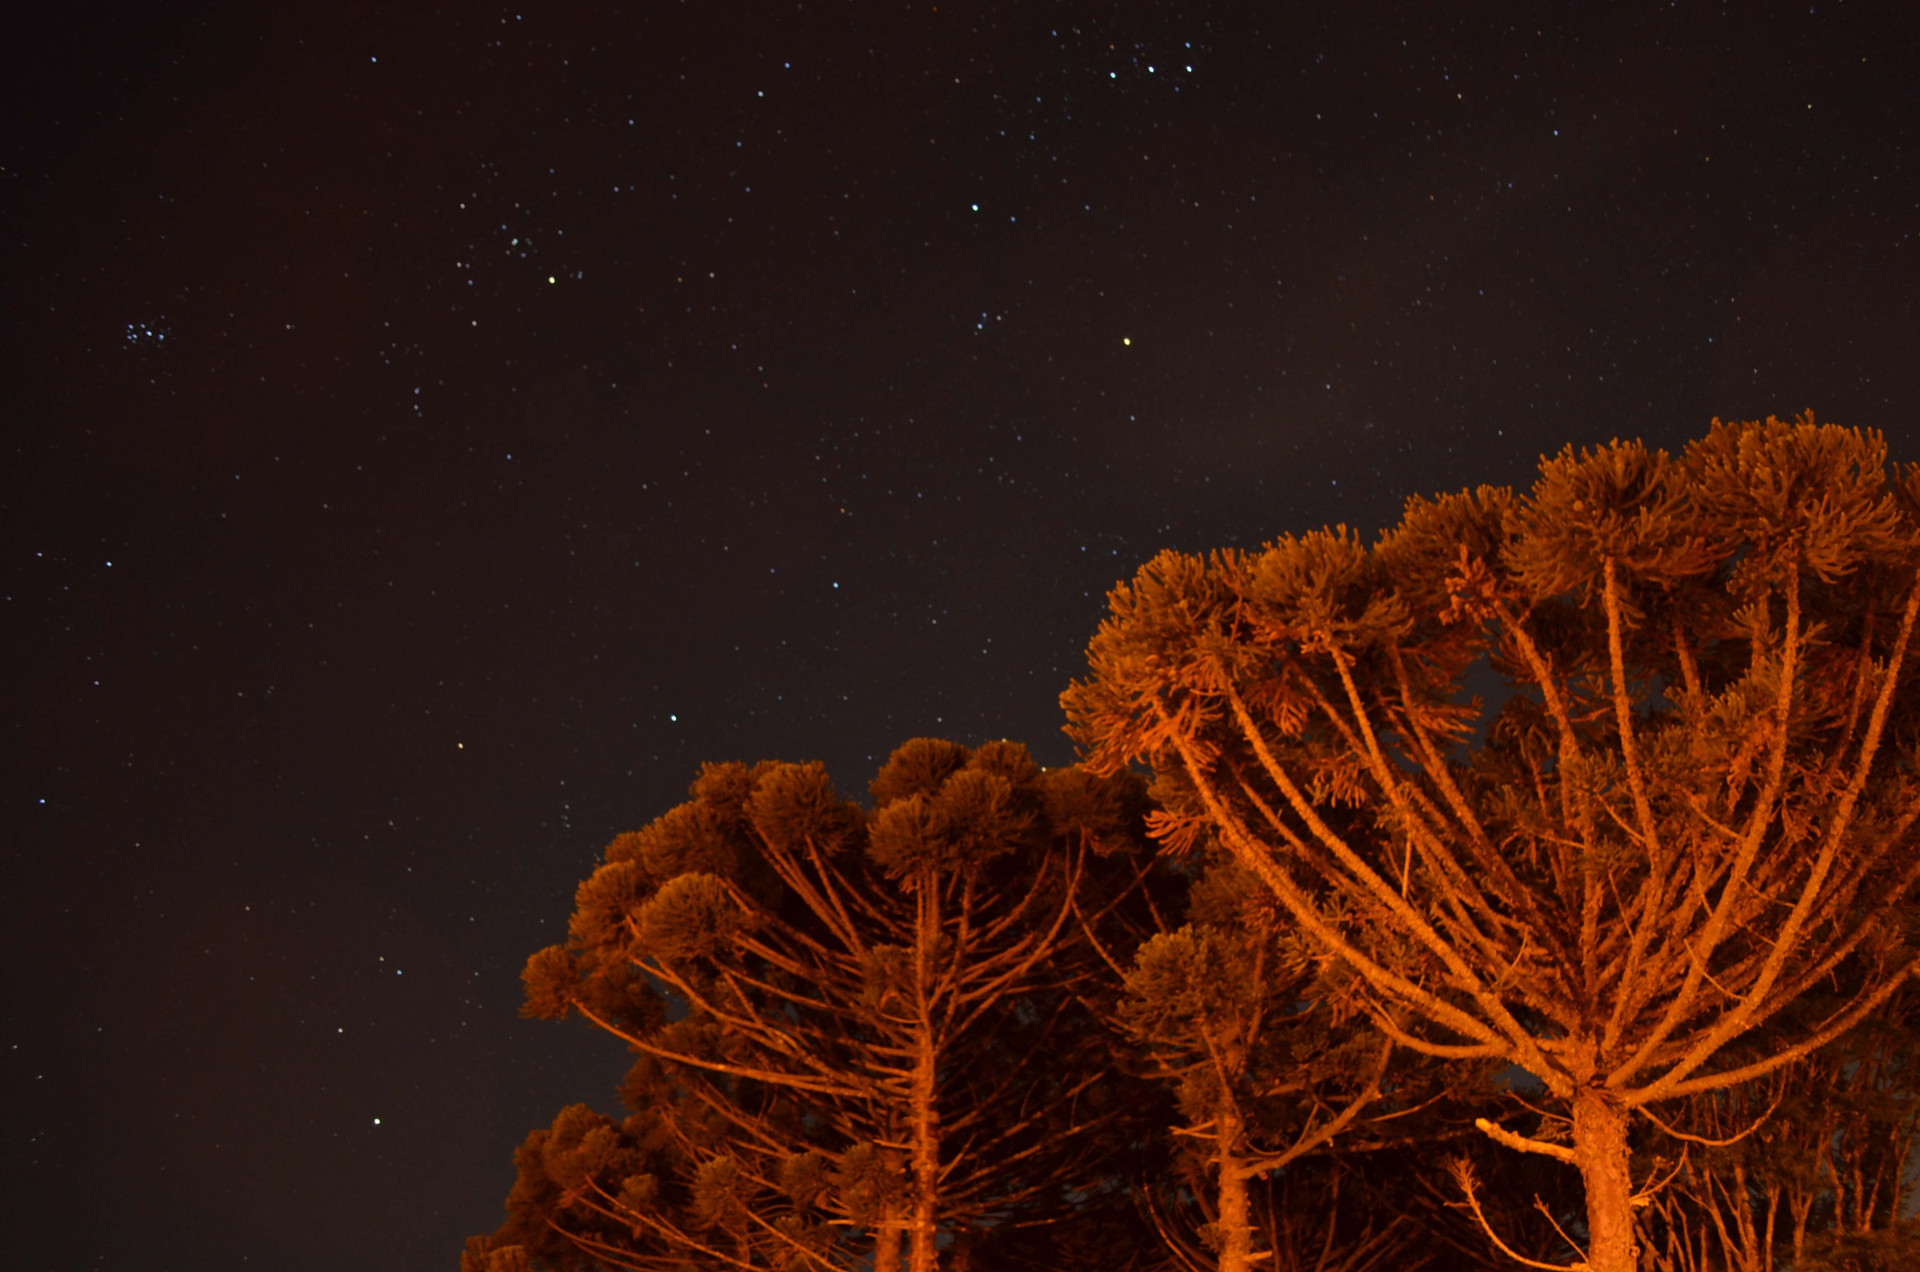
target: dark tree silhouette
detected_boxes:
[1064,416,1920,1272]
[471,738,1151,1272]
[1640,977,1920,1272]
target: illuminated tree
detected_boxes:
[1113,859,1441,1272]
[1064,415,1920,1272]
[462,1099,717,1272]
[477,738,1150,1272]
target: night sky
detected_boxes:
[5,3,1919,1268]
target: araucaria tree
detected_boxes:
[1064,415,1920,1272]
[1115,859,1439,1272]
[485,738,1148,1272]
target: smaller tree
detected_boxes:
[463,1097,767,1272]
[1793,1221,1920,1272]
[1115,858,1441,1272]
[481,738,1152,1271]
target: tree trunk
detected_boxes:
[1573,1088,1638,1272]
[909,883,941,1272]
[1731,1163,1761,1272]
[1787,1184,1813,1270]
[909,1041,939,1272]
[1762,1184,1779,1272]
[1214,1103,1256,1272]
[873,1219,902,1272]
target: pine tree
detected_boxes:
[480,738,1151,1271]
[1114,858,1444,1272]
[1064,415,1920,1272]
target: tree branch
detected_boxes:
[1449,1157,1586,1270]
[1473,1117,1579,1166]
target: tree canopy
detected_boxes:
[1064,414,1920,1272]
[1113,858,1452,1272]
[473,414,1920,1272]
[470,739,1154,1272]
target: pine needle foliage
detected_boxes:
[1114,857,1449,1272]
[1063,415,1920,1272]
[478,738,1152,1272]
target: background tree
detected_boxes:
[475,738,1151,1271]
[1639,977,1920,1272]
[1064,415,1920,1272]
[1791,1220,1920,1272]
[461,1097,735,1272]
[1113,857,1446,1272]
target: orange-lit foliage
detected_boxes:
[1065,416,1920,1272]
[469,739,1153,1272]
[1114,857,1452,1272]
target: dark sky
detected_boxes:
[4,2,1917,1268]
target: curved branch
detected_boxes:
[1215,681,1559,1083]
[1385,640,1553,950]
[1639,1085,1784,1148]
[1473,1117,1579,1166]
[1535,1195,1592,1263]
[1155,701,1507,1056]
[1602,558,1665,867]
[1599,559,1681,1058]
[1363,1001,1510,1059]
[1640,573,1920,1098]
[1631,1148,1690,1208]
[1313,646,1502,933]
[1237,1036,1395,1178]
[1615,563,1806,1089]
[1449,1157,1587,1270]
[1644,953,1920,1101]
[573,1000,869,1098]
